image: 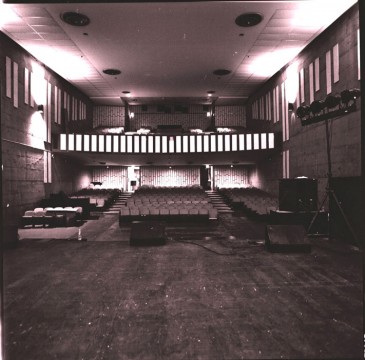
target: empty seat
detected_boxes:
[130,208,140,216]
[170,208,179,215]
[179,208,189,215]
[208,208,218,219]
[149,208,160,216]
[140,208,150,216]
[120,208,130,216]
[188,208,199,215]
[198,208,209,216]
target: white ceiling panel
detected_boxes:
[0,0,357,106]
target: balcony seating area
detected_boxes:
[21,207,82,228]
[119,186,218,223]
[218,187,278,217]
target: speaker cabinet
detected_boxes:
[329,177,363,244]
[279,178,317,212]
[130,221,166,246]
[265,225,311,253]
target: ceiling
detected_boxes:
[0,0,357,106]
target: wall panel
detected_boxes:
[92,167,128,189]
[140,166,200,187]
[93,106,125,128]
[214,165,252,188]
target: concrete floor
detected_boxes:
[4,213,363,360]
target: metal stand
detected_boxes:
[307,119,359,246]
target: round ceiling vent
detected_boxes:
[213,69,231,76]
[103,69,121,76]
[60,12,90,26]
[235,13,263,27]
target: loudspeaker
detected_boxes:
[279,178,317,212]
[270,210,328,235]
[265,225,311,253]
[130,221,166,246]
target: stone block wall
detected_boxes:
[246,3,360,204]
[1,31,93,234]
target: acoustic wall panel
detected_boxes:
[113,135,119,153]
[76,134,82,151]
[84,135,90,152]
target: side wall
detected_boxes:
[1,32,93,234]
[246,4,360,201]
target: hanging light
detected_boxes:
[309,100,325,115]
[341,88,361,106]
[324,94,341,109]
[296,105,310,119]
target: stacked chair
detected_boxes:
[21,206,82,228]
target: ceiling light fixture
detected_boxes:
[103,69,121,76]
[60,12,90,26]
[213,69,231,76]
[235,13,263,27]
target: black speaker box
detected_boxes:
[270,210,328,235]
[279,178,317,212]
[130,221,166,246]
[265,224,311,253]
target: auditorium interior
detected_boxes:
[0,1,363,359]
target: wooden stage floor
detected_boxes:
[4,213,363,360]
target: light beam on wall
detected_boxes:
[249,48,302,78]
[28,112,47,150]
[31,61,47,106]
[285,62,299,104]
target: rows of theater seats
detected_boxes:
[69,188,121,210]
[119,186,218,222]
[218,187,278,217]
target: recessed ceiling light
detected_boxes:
[122,91,131,97]
[213,69,231,76]
[235,13,263,27]
[103,69,121,75]
[60,12,90,26]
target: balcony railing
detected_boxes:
[58,132,275,154]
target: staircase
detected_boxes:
[205,190,234,214]
[103,192,133,215]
